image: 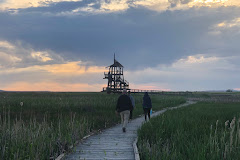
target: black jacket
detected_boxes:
[116,94,133,113]
[142,93,152,109]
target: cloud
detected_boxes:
[1,0,240,14]
[35,61,105,75]
[206,16,240,59]
[0,40,65,68]
[0,51,21,67]
[31,51,52,62]
[0,0,82,11]
[125,54,240,91]
[1,6,240,70]
[99,0,129,12]
[1,42,240,91]
[0,40,15,49]
[0,62,106,91]
[178,55,218,64]
[0,40,107,91]
[134,0,240,12]
[213,17,240,33]
[0,40,106,74]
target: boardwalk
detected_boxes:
[65,101,195,160]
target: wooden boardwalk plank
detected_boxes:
[65,101,195,160]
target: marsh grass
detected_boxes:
[137,102,240,160]
[209,117,240,159]
[0,92,185,159]
[0,108,91,159]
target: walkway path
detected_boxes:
[65,101,195,160]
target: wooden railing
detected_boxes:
[102,87,193,95]
[130,89,192,95]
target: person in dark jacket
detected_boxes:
[142,92,152,121]
[116,89,133,132]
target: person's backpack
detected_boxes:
[143,96,152,108]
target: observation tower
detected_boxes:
[103,55,129,93]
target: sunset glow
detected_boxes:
[2,82,106,92]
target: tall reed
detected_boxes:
[138,102,240,160]
[0,108,91,159]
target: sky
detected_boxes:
[0,0,240,92]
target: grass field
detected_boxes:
[137,101,240,160]
[0,92,186,159]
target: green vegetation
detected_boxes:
[138,102,240,160]
[0,92,185,159]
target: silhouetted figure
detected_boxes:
[142,92,152,121]
[116,89,133,132]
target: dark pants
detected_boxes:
[144,108,151,121]
[129,109,133,119]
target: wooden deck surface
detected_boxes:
[65,101,195,160]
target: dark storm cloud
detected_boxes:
[0,5,240,70]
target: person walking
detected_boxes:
[128,91,135,120]
[142,92,152,121]
[116,89,133,132]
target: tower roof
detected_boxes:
[109,59,123,67]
